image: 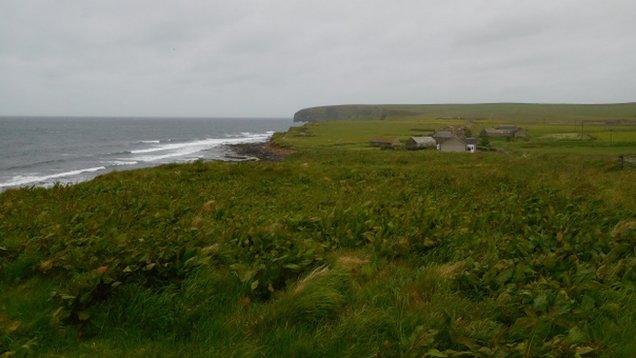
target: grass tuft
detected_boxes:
[264,266,350,325]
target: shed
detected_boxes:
[481,125,527,138]
[406,136,436,150]
[437,136,467,152]
[513,128,528,138]
[496,125,520,137]
[496,125,519,131]
[480,128,511,137]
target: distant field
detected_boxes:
[283,117,636,155]
[293,102,636,123]
[1,113,635,356]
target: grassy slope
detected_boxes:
[293,102,636,122]
[1,116,635,356]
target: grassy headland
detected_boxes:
[1,113,635,356]
[293,102,636,122]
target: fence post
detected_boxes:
[619,155,624,170]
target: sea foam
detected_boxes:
[0,166,106,188]
[130,132,273,162]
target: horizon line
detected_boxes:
[2,101,636,118]
[0,115,292,119]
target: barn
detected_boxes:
[405,136,436,150]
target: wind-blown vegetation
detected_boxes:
[1,116,635,356]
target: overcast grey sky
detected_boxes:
[1,1,635,117]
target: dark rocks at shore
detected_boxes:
[225,142,290,161]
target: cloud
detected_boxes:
[0,0,635,117]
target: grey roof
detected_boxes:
[432,130,455,139]
[442,136,467,144]
[482,128,507,134]
[409,136,436,145]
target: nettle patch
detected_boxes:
[453,218,635,355]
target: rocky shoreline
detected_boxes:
[225,141,292,162]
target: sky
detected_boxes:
[1,0,635,118]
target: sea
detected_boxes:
[0,116,293,190]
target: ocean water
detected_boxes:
[0,116,292,190]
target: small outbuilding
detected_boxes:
[406,136,436,150]
[509,127,527,138]
[480,125,527,138]
[437,136,467,152]
[496,125,528,138]
[480,128,510,137]
[430,130,478,153]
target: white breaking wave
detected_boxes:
[130,132,274,162]
[0,131,277,189]
[0,166,106,188]
[105,160,139,166]
[138,140,160,144]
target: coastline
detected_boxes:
[0,116,293,191]
[0,139,289,192]
[225,140,293,161]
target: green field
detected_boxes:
[286,117,636,156]
[1,115,635,356]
